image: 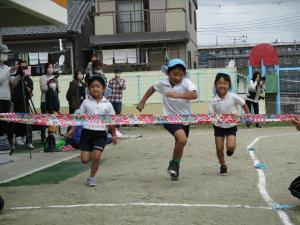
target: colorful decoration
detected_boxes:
[0,113,294,127]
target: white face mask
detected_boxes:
[77,74,84,80]
[95,69,102,74]
[47,68,54,74]
[0,54,8,62]
[49,83,57,90]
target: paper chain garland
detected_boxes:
[0,113,294,127]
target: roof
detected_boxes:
[1,0,93,40]
[90,31,191,47]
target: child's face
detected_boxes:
[216,77,230,96]
[89,80,104,98]
[168,68,185,86]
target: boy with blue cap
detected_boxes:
[137,58,197,180]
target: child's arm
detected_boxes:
[109,125,117,144]
[136,86,155,112]
[242,103,250,114]
[292,115,300,131]
[165,90,197,100]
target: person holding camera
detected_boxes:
[0,44,18,143]
[245,71,264,128]
[11,60,34,149]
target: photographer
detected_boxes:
[0,44,18,141]
[245,71,264,128]
[11,60,34,149]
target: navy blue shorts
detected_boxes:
[79,129,107,152]
[163,124,190,138]
[111,102,122,114]
[213,125,237,137]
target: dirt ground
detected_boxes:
[1,126,300,225]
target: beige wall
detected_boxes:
[97,0,115,13]
[166,0,186,8]
[95,15,114,35]
[166,10,186,31]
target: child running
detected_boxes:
[137,58,197,181]
[67,75,117,187]
[208,73,250,176]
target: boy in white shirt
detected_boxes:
[68,75,117,187]
[137,58,197,181]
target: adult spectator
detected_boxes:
[66,69,86,114]
[39,63,55,141]
[245,71,264,128]
[11,60,34,149]
[0,44,17,141]
[107,67,126,115]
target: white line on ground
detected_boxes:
[10,202,273,210]
[0,153,80,184]
[247,132,298,225]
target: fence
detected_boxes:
[30,68,238,110]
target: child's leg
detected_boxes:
[90,150,102,177]
[81,150,90,164]
[226,135,236,156]
[215,136,225,165]
[172,129,188,161]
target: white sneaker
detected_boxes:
[16,137,25,145]
[27,143,35,149]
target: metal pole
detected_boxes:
[275,65,280,114]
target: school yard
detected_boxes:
[0,125,300,225]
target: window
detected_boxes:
[117,0,149,33]
[189,1,192,24]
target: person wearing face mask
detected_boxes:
[39,63,55,141]
[66,69,86,114]
[45,76,60,114]
[0,44,18,144]
[45,76,60,151]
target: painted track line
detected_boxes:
[247,132,298,225]
[10,202,272,210]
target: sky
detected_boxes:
[197,0,300,46]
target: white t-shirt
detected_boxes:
[153,77,197,115]
[76,96,115,131]
[208,92,245,128]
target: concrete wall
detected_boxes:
[95,15,114,35]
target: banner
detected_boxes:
[0,113,294,127]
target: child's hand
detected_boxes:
[292,115,300,131]
[136,102,144,112]
[165,92,178,98]
[112,135,117,145]
[66,130,73,139]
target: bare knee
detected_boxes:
[176,136,187,146]
[81,158,89,164]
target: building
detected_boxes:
[91,0,198,71]
[198,42,300,69]
[1,0,94,75]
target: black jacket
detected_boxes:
[12,76,33,103]
[45,89,60,113]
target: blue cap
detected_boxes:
[167,58,187,70]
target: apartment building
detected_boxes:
[198,42,300,69]
[91,0,198,71]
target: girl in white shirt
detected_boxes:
[208,73,250,176]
